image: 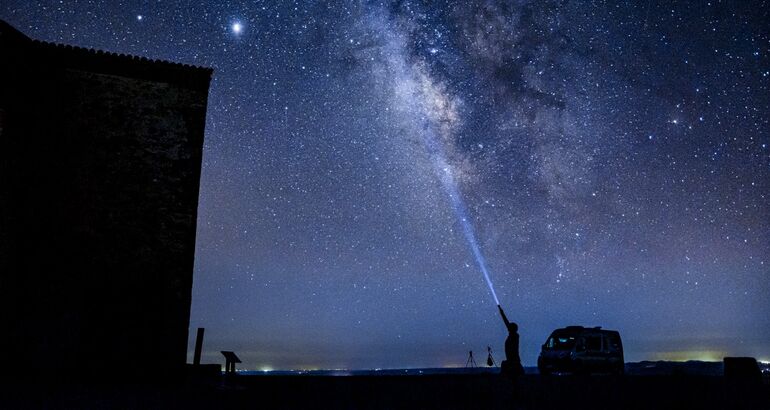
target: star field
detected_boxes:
[2,0,768,369]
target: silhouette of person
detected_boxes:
[498,305,524,379]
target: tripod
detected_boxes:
[465,350,477,367]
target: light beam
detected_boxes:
[420,127,500,305]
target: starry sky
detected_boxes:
[3,1,768,370]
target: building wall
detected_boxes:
[0,33,210,381]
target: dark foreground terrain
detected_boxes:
[4,373,769,409]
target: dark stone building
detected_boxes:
[0,20,212,381]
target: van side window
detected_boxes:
[605,335,620,352]
[585,336,602,352]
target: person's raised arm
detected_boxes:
[498,305,510,327]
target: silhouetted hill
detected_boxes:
[624,360,724,376]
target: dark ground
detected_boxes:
[4,374,769,409]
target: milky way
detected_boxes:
[2,0,768,369]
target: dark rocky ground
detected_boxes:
[4,373,769,409]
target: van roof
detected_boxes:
[552,326,620,336]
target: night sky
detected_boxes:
[3,1,768,370]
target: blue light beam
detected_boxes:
[420,127,500,306]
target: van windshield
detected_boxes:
[546,335,576,350]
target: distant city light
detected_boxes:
[652,350,726,362]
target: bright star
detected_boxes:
[232,22,243,34]
[136,15,143,21]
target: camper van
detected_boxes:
[537,326,624,375]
